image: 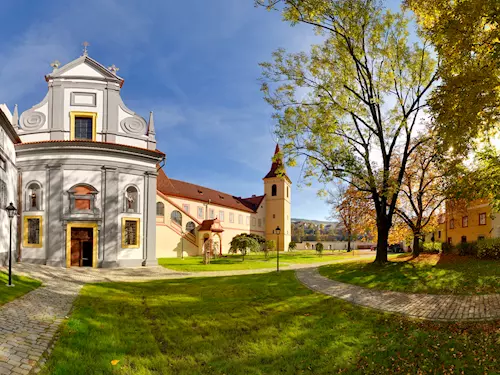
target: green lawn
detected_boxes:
[41,272,498,375]
[0,271,42,306]
[158,250,362,272]
[319,254,500,295]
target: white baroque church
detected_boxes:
[0,51,292,268]
[0,52,163,268]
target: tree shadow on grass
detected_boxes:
[319,254,500,295]
[40,272,500,375]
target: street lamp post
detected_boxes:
[5,202,17,287]
[274,226,281,273]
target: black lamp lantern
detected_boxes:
[5,202,17,287]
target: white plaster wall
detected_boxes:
[115,135,148,149]
[118,106,129,126]
[63,88,103,135]
[117,173,145,260]
[60,63,105,78]
[19,133,50,143]
[19,170,48,260]
[295,241,375,250]
[0,133,18,265]
[35,102,49,130]
[158,195,266,257]
[62,169,102,212]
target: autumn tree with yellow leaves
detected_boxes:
[328,185,376,252]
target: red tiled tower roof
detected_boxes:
[264,144,290,181]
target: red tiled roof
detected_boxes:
[157,167,263,213]
[239,194,266,212]
[16,140,165,156]
[264,144,290,181]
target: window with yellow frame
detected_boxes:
[70,111,97,141]
[23,215,43,248]
[122,217,140,248]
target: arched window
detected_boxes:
[156,202,165,216]
[26,182,42,211]
[124,186,139,213]
[171,210,182,226]
[68,184,98,213]
[186,221,196,234]
[271,184,277,196]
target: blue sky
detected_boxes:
[0,0,403,221]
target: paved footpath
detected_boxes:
[296,267,500,322]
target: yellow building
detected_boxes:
[155,145,292,257]
[430,199,493,245]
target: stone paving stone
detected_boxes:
[296,267,500,322]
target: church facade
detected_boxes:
[0,52,292,268]
[1,53,163,268]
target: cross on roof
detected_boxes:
[82,41,90,56]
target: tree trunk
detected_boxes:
[412,233,421,257]
[374,217,390,264]
[347,233,352,252]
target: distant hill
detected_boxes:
[292,218,338,226]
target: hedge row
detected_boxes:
[428,238,500,259]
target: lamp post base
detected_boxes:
[5,284,15,287]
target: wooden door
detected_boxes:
[70,228,93,267]
[71,239,82,267]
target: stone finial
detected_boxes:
[50,60,61,72]
[12,104,19,127]
[108,64,119,74]
[147,111,155,136]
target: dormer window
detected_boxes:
[70,112,97,141]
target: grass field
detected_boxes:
[40,271,498,375]
[158,250,363,272]
[0,271,42,306]
[319,254,500,295]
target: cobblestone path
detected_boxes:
[296,267,500,322]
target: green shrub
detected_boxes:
[289,241,297,251]
[455,241,478,257]
[422,242,441,254]
[476,238,500,259]
[441,242,453,254]
[315,242,324,256]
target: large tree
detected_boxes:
[257,0,438,263]
[406,0,500,155]
[395,137,446,256]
